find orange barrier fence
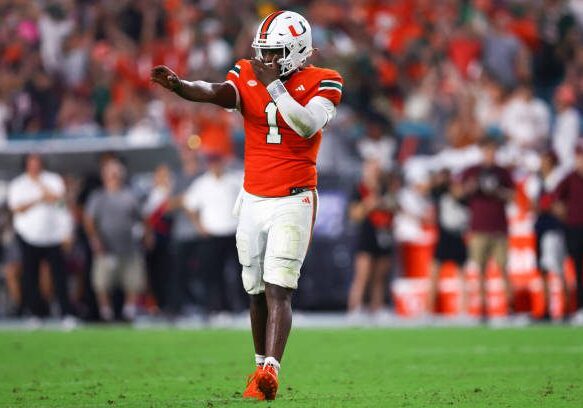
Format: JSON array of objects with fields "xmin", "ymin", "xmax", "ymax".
[{"xmin": 392, "ymin": 179, "xmax": 578, "ymax": 319}]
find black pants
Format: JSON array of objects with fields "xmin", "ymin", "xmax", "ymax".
[
  {"xmin": 77, "ymin": 227, "xmax": 99, "ymax": 321},
  {"xmin": 167, "ymin": 239, "xmax": 200, "ymax": 315},
  {"xmin": 197, "ymin": 235, "xmax": 245, "ymax": 313},
  {"xmin": 146, "ymin": 235, "xmax": 172, "ymax": 310},
  {"xmin": 565, "ymin": 226, "xmax": 583, "ymax": 309},
  {"xmin": 18, "ymin": 236, "xmax": 73, "ymax": 317}
]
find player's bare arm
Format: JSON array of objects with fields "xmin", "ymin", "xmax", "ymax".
[{"xmin": 150, "ymin": 65, "xmax": 237, "ymax": 109}]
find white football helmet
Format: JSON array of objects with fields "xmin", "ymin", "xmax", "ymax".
[{"xmin": 252, "ymin": 10, "xmax": 313, "ymax": 77}]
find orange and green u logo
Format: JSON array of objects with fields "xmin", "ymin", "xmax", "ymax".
[{"xmin": 289, "ymin": 21, "xmax": 306, "ymax": 37}]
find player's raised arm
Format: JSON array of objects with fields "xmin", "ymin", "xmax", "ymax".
[
  {"xmin": 251, "ymin": 57, "xmax": 336, "ymax": 139},
  {"xmin": 150, "ymin": 65, "xmax": 237, "ymax": 109}
]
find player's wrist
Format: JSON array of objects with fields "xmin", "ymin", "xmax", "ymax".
[
  {"xmin": 266, "ymin": 79, "xmax": 288, "ymax": 102},
  {"xmin": 171, "ymin": 79, "xmax": 183, "ymax": 93}
]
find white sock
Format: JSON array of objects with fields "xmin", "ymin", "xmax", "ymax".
[
  {"xmin": 122, "ymin": 304, "xmax": 137, "ymax": 320},
  {"xmin": 264, "ymin": 356, "xmax": 280, "ymax": 374},
  {"xmin": 255, "ymin": 354, "xmax": 265, "ymax": 367}
]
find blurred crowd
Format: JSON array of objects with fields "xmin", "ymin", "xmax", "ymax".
[
  {"xmin": 1, "ymin": 0, "xmax": 583, "ymax": 323},
  {"xmin": 1, "ymin": 0, "xmax": 582, "ymax": 148},
  {"xmin": 1, "ymin": 150, "xmax": 247, "ymax": 323}
]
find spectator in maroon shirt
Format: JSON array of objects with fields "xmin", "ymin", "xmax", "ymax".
[
  {"xmin": 462, "ymin": 138, "xmax": 515, "ymax": 319},
  {"xmin": 554, "ymin": 141, "xmax": 583, "ymax": 321}
]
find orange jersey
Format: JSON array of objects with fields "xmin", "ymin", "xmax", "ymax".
[{"xmin": 226, "ymin": 59, "xmax": 343, "ymax": 197}]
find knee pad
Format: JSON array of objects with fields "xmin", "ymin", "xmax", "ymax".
[
  {"xmin": 241, "ymin": 265, "xmax": 265, "ymax": 294},
  {"xmin": 237, "ymin": 232, "xmax": 265, "ymax": 294},
  {"xmin": 269, "ymin": 223, "xmax": 307, "ymax": 261},
  {"xmin": 236, "ymin": 232, "xmax": 252, "ymax": 267},
  {"xmin": 263, "ymin": 223, "xmax": 309, "ymax": 290},
  {"xmin": 263, "ymin": 256, "xmax": 302, "ymax": 290}
]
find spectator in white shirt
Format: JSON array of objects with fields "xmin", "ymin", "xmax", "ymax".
[
  {"xmin": 183, "ymin": 152, "xmax": 243, "ymax": 313},
  {"xmin": 394, "ymin": 163, "xmax": 434, "ymax": 246},
  {"xmin": 8, "ymin": 154, "xmax": 74, "ymax": 319},
  {"xmin": 500, "ymin": 83, "xmax": 551, "ymax": 150},
  {"xmin": 552, "ymin": 84, "xmax": 581, "ymax": 168}
]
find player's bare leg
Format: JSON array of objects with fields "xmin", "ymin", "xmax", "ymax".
[
  {"xmin": 255, "ymin": 282, "xmax": 293, "ymax": 400},
  {"xmin": 264, "ymin": 283, "xmax": 293, "ymax": 361},
  {"xmin": 250, "ymin": 293, "xmax": 268, "ymax": 356},
  {"xmin": 242, "ymin": 294, "xmax": 269, "ymax": 400}
]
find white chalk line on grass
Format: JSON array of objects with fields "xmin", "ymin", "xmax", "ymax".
[
  {"xmin": 409, "ymin": 345, "xmax": 583, "ymax": 355},
  {"xmin": 2, "ymin": 312, "xmax": 583, "ymax": 331}
]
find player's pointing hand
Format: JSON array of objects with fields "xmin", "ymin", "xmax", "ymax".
[
  {"xmin": 151, "ymin": 65, "xmax": 182, "ymax": 92},
  {"xmin": 250, "ymin": 56, "xmax": 280, "ymax": 86}
]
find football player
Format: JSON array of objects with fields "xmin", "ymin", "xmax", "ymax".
[{"xmin": 151, "ymin": 10, "xmax": 343, "ymax": 400}]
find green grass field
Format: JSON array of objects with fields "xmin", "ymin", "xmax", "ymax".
[{"xmin": 1, "ymin": 327, "xmax": 582, "ymax": 407}]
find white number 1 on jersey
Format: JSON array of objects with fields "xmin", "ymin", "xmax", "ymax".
[{"xmin": 265, "ymin": 102, "xmax": 282, "ymax": 144}]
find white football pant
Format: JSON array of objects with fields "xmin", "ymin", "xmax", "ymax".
[{"xmin": 234, "ymin": 189, "xmax": 318, "ymax": 294}]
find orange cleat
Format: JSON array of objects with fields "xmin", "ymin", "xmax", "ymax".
[
  {"xmin": 242, "ymin": 366, "xmax": 265, "ymax": 400},
  {"xmin": 256, "ymin": 364, "xmax": 279, "ymax": 400}
]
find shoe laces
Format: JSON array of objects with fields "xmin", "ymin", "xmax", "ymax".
[
  {"xmin": 247, "ymin": 366, "xmax": 263, "ymax": 385},
  {"xmin": 263, "ymin": 364, "xmax": 278, "ymax": 378}
]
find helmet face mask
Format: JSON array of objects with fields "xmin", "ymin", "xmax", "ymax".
[
  {"xmin": 252, "ymin": 11, "xmax": 313, "ymax": 77},
  {"xmin": 254, "ymin": 46, "xmax": 286, "ymax": 66}
]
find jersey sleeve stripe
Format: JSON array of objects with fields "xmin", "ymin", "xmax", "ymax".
[
  {"xmin": 319, "ymin": 80, "xmax": 342, "ymax": 90},
  {"xmin": 229, "ymin": 66, "xmax": 240, "ymax": 77},
  {"xmin": 319, "ymin": 86, "xmax": 342, "ymax": 93}
]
